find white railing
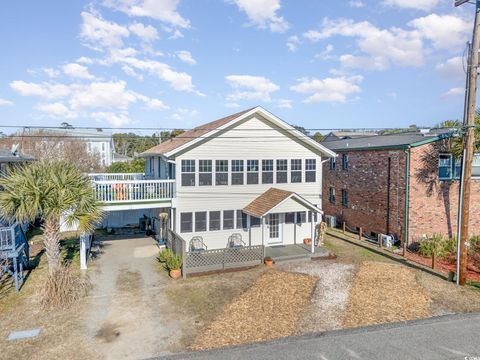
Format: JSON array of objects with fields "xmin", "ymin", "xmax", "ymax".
[
  {"xmin": 0, "ymin": 226, "xmax": 15, "ymax": 251},
  {"xmin": 87, "ymin": 173, "xmax": 146, "ymax": 181},
  {"xmin": 92, "ymin": 179, "xmax": 175, "ymax": 203}
]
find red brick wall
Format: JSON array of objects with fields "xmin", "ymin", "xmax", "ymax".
[
  {"xmin": 322, "ymin": 149, "xmax": 407, "ymax": 241},
  {"xmin": 408, "ymin": 143, "xmax": 480, "ymax": 241}
]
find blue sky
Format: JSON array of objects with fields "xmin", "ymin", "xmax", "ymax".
[{"xmin": 0, "ymin": 0, "xmax": 474, "ymax": 132}]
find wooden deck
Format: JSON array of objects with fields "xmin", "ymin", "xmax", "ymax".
[{"xmin": 266, "ymin": 244, "xmax": 329, "ymax": 262}]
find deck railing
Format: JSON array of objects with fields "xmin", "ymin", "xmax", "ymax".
[
  {"xmin": 92, "ymin": 179, "xmax": 175, "ymax": 203},
  {"xmin": 87, "ymin": 173, "xmax": 146, "ymax": 181}
]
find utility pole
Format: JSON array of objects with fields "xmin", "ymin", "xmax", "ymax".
[{"xmin": 456, "ymin": 0, "xmax": 480, "ymax": 285}]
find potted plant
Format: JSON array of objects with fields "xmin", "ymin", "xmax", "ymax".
[
  {"xmin": 264, "ymin": 256, "xmax": 274, "ymax": 266},
  {"xmin": 158, "ymin": 248, "xmax": 173, "ymax": 264},
  {"xmin": 303, "ymin": 238, "xmax": 312, "ymax": 245},
  {"xmin": 166, "ymin": 253, "xmax": 183, "ymax": 279}
]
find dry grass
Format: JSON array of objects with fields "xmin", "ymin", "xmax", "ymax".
[
  {"xmin": 343, "ymin": 261, "xmax": 432, "ymax": 328},
  {"xmin": 190, "ymin": 270, "xmax": 317, "ymax": 351}
]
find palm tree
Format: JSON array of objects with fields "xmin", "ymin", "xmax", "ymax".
[{"xmin": 0, "ymin": 161, "xmax": 103, "ymax": 275}]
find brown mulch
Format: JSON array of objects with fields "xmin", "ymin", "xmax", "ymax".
[
  {"xmin": 343, "ymin": 261, "xmax": 432, "ymax": 328},
  {"xmin": 190, "ymin": 270, "xmax": 317, "ymax": 351}
]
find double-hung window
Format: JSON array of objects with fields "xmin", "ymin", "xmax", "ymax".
[
  {"xmin": 195, "ymin": 212, "xmax": 207, "ymax": 232},
  {"xmin": 223, "ymin": 210, "xmax": 234, "ymax": 230},
  {"xmin": 232, "ymin": 160, "xmax": 244, "ymax": 185},
  {"xmin": 209, "ymin": 211, "xmax": 221, "ymax": 231},
  {"xmin": 276, "ymin": 159, "xmax": 288, "ymax": 183},
  {"xmin": 262, "ymin": 160, "xmax": 274, "ymax": 184},
  {"xmin": 247, "ymin": 160, "xmax": 259, "ymax": 184},
  {"xmin": 341, "ymin": 189, "xmax": 349, "ymax": 206},
  {"xmin": 329, "ymin": 157, "xmax": 336, "ymax": 170},
  {"xmin": 199, "ymin": 160, "xmax": 212, "ymax": 186},
  {"xmin": 305, "ymin": 159, "xmax": 316, "ymax": 182},
  {"xmin": 250, "ymin": 216, "xmax": 261, "ymax": 227},
  {"xmin": 236, "ymin": 210, "xmax": 248, "ymax": 229},
  {"xmin": 181, "ymin": 160, "xmax": 195, "ymax": 186},
  {"xmin": 329, "ymin": 187, "xmax": 335, "ymax": 204},
  {"xmin": 291, "ymin": 159, "xmax": 302, "ymax": 183},
  {"xmin": 438, "ymin": 154, "xmax": 453, "ymax": 180},
  {"xmin": 342, "ymin": 154, "xmax": 349, "ymax": 170},
  {"xmin": 296, "ymin": 211, "xmax": 306, "ymax": 224},
  {"xmin": 215, "ymin": 160, "xmax": 228, "ymax": 185},
  {"xmin": 180, "ymin": 212, "xmax": 193, "ymax": 233}
]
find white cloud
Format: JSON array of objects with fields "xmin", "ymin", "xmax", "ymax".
[
  {"xmin": 10, "ymin": 81, "xmax": 71, "ymax": 99},
  {"xmin": 103, "ymin": 0, "xmax": 190, "ymax": 29},
  {"xmin": 91, "ymin": 111, "xmax": 132, "ymax": 127},
  {"xmin": 276, "ymin": 98, "xmax": 292, "ymax": 109},
  {"xmin": 442, "ymin": 87, "xmax": 464, "ymax": 98},
  {"xmin": 436, "ymin": 56, "xmax": 465, "ymax": 79},
  {"xmin": 43, "ymin": 68, "xmax": 61, "ymax": 78},
  {"xmin": 171, "ymin": 107, "xmax": 199, "ymax": 121},
  {"xmin": 121, "ymin": 65, "xmax": 144, "ymax": 80},
  {"xmin": 176, "ymin": 50, "xmax": 196, "ymax": 65},
  {"xmin": 62, "ymin": 63, "xmax": 95, "ymax": 80},
  {"xmin": 145, "ymin": 98, "xmax": 169, "ymax": 110},
  {"xmin": 286, "ymin": 35, "xmax": 300, "ymax": 52},
  {"xmin": 0, "ymin": 98, "xmax": 14, "ymax": 106},
  {"xmin": 314, "ymin": 44, "xmax": 334, "ymax": 61},
  {"xmin": 382, "ymin": 0, "xmax": 439, "ymax": 11},
  {"xmin": 225, "ymin": 102, "xmax": 241, "ymax": 108},
  {"xmin": 80, "ymin": 11, "xmax": 130, "ymax": 50},
  {"xmin": 128, "ymin": 22, "xmax": 159, "ymax": 42},
  {"xmin": 409, "ymin": 14, "xmax": 470, "ymax": 51},
  {"xmin": 35, "ymin": 102, "xmax": 77, "ymax": 118},
  {"xmin": 290, "ymin": 75, "xmax": 363, "ymax": 103},
  {"xmin": 225, "ymin": 74, "xmax": 280, "ymax": 101},
  {"xmin": 77, "ymin": 56, "xmax": 95, "ymax": 64},
  {"xmin": 230, "ymin": 0, "xmax": 289, "ymax": 33},
  {"xmin": 348, "ymin": 0, "xmax": 364, "ymax": 8},
  {"xmin": 69, "ymin": 80, "xmax": 137, "ymax": 111}
]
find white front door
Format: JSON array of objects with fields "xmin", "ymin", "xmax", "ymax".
[{"xmin": 267, "ymin": 213, "xmax": 283, "ymax": 244}]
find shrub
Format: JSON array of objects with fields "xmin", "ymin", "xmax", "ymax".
[
  {"xmin": 419, "ymin": 234, "xmax": 448, "ymax": 258},
  {"xmin": 166, "ymin": 254, "xmax": 182, "ymax": 271},
  {"xmin": 158, "ymin": 248, "xmax": 173, "ymax": 263},
  {"xmin": 468, "ymin": 235, "xmax": 480, "ymax": 255}
]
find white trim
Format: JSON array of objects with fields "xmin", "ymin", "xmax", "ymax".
[{"xmin": 164, "ymin": 107, "xmax": 337, "ymax": 158}]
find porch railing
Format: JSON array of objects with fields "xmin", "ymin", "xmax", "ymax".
[
  {"xmin": 87, "ymin": 173, "xmax": 145, "ymax": 181},
  {"xmin": 92, "ymin": 179, "xmax": 175, "ymax": 204}
]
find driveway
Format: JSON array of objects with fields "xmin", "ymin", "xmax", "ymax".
[{"xmin": 85, "ymin": 236, "xmax": 181, "ymax": 359}]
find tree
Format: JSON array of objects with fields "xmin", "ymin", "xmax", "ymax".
[
  {"xmin": 106, "ymin": 159, "xmax": 145, "ymax": 173},
  {"xmin": 312, "ymin": 132, "xmax": 325, "ymax": 142},
  {"xmin": 0, "ymin": 161, "xmax": 103, "ymax": 275}
]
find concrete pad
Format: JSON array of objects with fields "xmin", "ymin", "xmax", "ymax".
[
  {"xmin": 6, "ymin": 329, "xmax": 41, "ymax": 341},
  {"xmin": 133, "ymin": 245, "xmax": 159, "ymax": 258}
]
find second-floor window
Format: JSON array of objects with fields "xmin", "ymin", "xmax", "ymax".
[
  {"xmin": 341, "ymin": 189, "xmax": 349, "ymax": 206},
  {"xmin": 329, "ymin": 157, "xmax": 336, "ymax": 170},
  {"xmin": 291, "ymin": 159, "xmax": 302, "ymax": 183},
  {"xmin": 215, "ymin": 160, "xmax": 228, "ymax": 185},
  {"xmin": 262, "ymin": 160, "xmax": 274, "ymax": 184},
  {"xmin": 276, "ymin": 159, "xmax": 288, "ymax": 183},
  {"xmin": 232, "ymin": 160, "xmax": 244, "ymax": 185},
  {"xmin": 342, "ymin": 154, "xmax": 349, "ymax": 170},
  {"xmin": 329, "ymin": 187, "xmax": 335, "ymax": 204},
  {"xmin": 181, "ymin": 160, "xmax": 195, "ymax": 186},
  {"xmin": 199, "ymin": 160, "xmax": 212, "ymax": 186},
  {"xmin": 247, "ymin": 160, "xmax": 259, "ymax": 184},
  {"xmin": 305, "ymin": 159, "xmax": 316, "ymax": 182},
  {"xmin": 438, "ymin": 154, "xmax": 453, "ymax": 180}
]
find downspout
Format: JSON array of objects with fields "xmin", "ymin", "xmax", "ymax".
[{"xmin": 404, "ymin": 147, "xmax": 411, "ymax": 248}]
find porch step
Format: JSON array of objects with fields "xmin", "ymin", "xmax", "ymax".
[{"xmin": 270, "ymin": 253, "xmax": 312, "ymax": 263}]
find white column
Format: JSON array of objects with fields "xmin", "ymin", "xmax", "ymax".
[
  {"xmin": 80, "ymin": 233, "xmax": 87, "ymax": 270},
  {"xmin": 310, "ymin": 214, "xmax": 315, "ymax": 254},
  {"xmin": 261, "ymin": 215, "xmax": 265, "ymax": 258}
]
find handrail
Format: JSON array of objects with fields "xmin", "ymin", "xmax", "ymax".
[{"xmin": 92, "ymin": 179, "xmax": 176, "ymax": 203}]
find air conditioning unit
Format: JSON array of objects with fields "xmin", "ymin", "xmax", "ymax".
[
  {"xmin": 378, "ymin": 234, "xmax": 394, "ymax": 248},
  {"xmin": 325, "ymin": 215, "xmax": 337, "ymax": 228}
]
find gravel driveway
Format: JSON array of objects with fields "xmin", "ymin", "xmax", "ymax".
[{"xmin": 85, "ymin": 236, "xmax": 181, "ymax": 359}]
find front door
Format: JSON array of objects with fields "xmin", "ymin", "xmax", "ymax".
[{"xmin": 267, "ymin": 213, "xmax": 283, "ymax": 244}]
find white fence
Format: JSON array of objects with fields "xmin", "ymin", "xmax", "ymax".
[
  {"xmin": 92, "ymin": 179, "xmax": 175, "ymax": 203},
  {"xmin": 87, "ymin": 173, "xmax": 145, "ymax": 181}
]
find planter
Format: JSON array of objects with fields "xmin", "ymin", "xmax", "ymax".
[
  {"xmin": 303, "ymin": 238, "xmax": 312, "ymax": 245},
  {"xmin": 169, "ymin": 269, "xmax": 181, "ymax": 279},
  {"xmin": 264, "ymin": 257, "xmax": 274, "ymax": 266}
]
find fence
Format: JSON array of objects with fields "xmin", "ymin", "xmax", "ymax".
[
  {"xmin": 165, "ymin": 229, "xmax": 264, "ymax": 278},
  {"xmin": 87, "ymin": 173, "xmax": 146, "ymax": 181},
  {"xmin": 92, "ymin": 179, "xmax": 175, "ymax": 203}
]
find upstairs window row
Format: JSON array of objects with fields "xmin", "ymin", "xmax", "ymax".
[
  {"xmin": 329, "ymin": 154, "xmax": 349, "ymax": 171},
  {"xmin": 180, "ymin": 159, "xmax": 317, "ymax": 187}
]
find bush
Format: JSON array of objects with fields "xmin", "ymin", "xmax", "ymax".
[
  {"xmin": 419, "ymin": 234, "xmax": 449, "ymax": 258},
  {"xmin": 158, "ymin": 248, "xmax": 173, "ymax": 263},
  {"xmin": 469, "ymin": 235, "xmax": 480, "ymax": 255},
  {"xmin": 166, "ymin": 254, "xmax": 182, "ymax": 271}
]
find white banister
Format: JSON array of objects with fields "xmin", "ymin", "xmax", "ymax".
[
  {"xmin": 91, "ymin": 179, "xmax": 175, "ymax": 204},
  {"xmin": 86, "ymin": 173, "xmax": 146, "ymax": 181}
]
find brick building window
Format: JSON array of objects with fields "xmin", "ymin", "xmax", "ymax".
[
  {"xmin": 329, "ymin": 157, "xmax": 336, "ymax": 170},
  {"xmin": 329, "ymin": 187, "xmax": 335, "ymax": 204},
  {"xmin": 342, "ymin": 154, "xmax": 349, "ymax": 170},
  {"xmin": 341, "ymin": 189, "xmax": 348, "ymax": 206},
  {"xmin": 438, "ymin": 154, "xmax": 453, "ymax": 180}
]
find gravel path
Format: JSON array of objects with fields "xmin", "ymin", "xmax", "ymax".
[{"xmin": 280, "ymin": 261, "xmax": 355, "ymax": 334}]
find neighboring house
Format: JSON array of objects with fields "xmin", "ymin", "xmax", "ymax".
[
  {"xmin": 0, "ymin": 145, "xmax": 34, "ymax": 174},
  {"xmin": 321, "ymin": 131, "xmax": 480, "ymax": 244},
  {"xmin": 112, "ymin": 153, "xmax": 133, "ymax": 163},
  {"xmin": 90, "ymin": 107, "xmax": 335, "ymax": 250},
  {"xmin": 323, "ymin": 131, "xmax": 378, "ymax": 142}
]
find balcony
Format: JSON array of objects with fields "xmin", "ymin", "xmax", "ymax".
[
  {"xmin": 87, "ymin": 173, "xmax": 146, "ymax": 181},
  {"xmin": 91, "ymin": 175, "xmax": 175, "ymax": 205}
]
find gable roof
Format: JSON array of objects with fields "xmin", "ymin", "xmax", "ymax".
[
  {"xmin": 140, "ymin": 107, "xmax": 336, "ymax": 158},
  {"xmin": 243, "ymin": 187, "xmax": 321, "ymax": 218},
  {"xmin": 323, "ymin": 131, "xmax": 378, "ymax": 142},
  {"xmin": 322, "ymin": 131, "xmax": 455, "ymax": 152}
]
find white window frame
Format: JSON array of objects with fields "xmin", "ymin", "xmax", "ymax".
[{"xmin": 438, "ymin": 154, "xmax": 453, "ymax": 180}]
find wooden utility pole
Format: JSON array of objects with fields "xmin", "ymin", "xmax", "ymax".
[{"xmin": 459, "ymin": 1, "xmax": 480, "ymax": 285}]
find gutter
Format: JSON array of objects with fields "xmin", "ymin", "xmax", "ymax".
[{"xmin": 404, "ymin": 147, "xmax": 411, "ymax": 246}]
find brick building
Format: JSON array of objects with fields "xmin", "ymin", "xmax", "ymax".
[{"xmin": 321, "ymin": 132, "xmax": 480, "ymax": 244}]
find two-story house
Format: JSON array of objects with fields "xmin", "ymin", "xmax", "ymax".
[{"xmin": 90, "ymin": 107, "xmax": 335, "ymax": 253}]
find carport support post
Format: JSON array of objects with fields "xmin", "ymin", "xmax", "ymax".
[
  {"xmin": 261, "ymin": 215, "xmax": 265, "ymax": 259},
  {"xmin": 310, "ymin": 215, "xmax": 314, "ymax": 254},
  {"xmin": 80, "ymin": 233, "xmax": 87, "ymax": 270}
]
